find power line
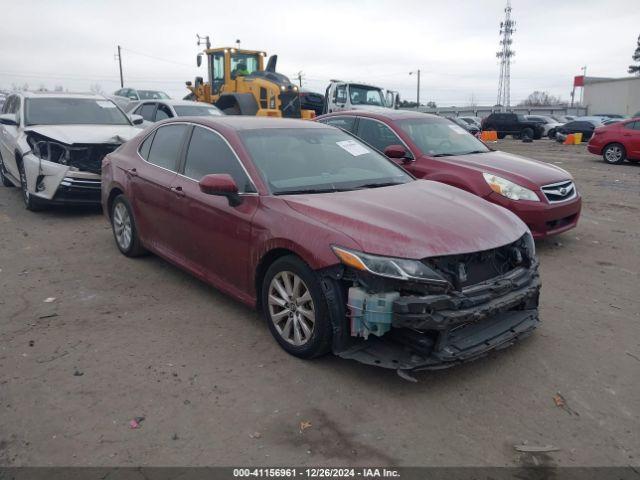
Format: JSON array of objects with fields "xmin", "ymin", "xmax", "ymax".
[{"xmin": 119, "ymin": 46, "xmax": 194, "ymax": 68}]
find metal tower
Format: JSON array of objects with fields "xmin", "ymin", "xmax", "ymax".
[{"xmin": 496, "ymin": 0, "xmax": 515, "ymax": 111}]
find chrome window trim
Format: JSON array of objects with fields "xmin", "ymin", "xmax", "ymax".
[{"xmin": 136, "ymin": 121, "xmax": 259, "ymax": 195}]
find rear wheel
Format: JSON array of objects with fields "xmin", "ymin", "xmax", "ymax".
[
  {"xmin": 548, "ymin": 129, "xmax": 556, "ymax": 139},
  {"xmin": 110, "ymin": 194, "xmax": 146, "ymax": 257},
  {"xmin": 261, "ymin": 255, "xmax": 332, "ymax": 359},
  {"xmin": 603, "ymin": 143, "xmax": 626, "ymax": 165}
]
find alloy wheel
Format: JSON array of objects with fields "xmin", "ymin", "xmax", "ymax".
[
  {"xmin": 113, "ymin": 202, "xmax": 133, "ymax": 251},
  {"xmin": 268, "ymin": 271, "xmax": 315, "ymax": 346},
  {"xmin": 605, "ymin": 146, "xmax": 623, "ymax": 163}
]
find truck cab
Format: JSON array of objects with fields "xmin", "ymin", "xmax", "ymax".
[{"xmin": 323, "ymin": 81, "xmax": 389, "ymax": 114}]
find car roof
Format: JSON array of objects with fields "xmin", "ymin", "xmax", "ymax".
[
  {"xmin": 319, "ymin": 109, "xmax": 440, "ymax": 122},
  {"xmin": 135, "ymin": 99, "xmax": 217, "ymax": 108},
  {"xmin": 19, "ymin": 91, "xmax": 108, "ymax": 100},
  {"xmin": 174, "ymin": 116, "xmax": 333, "ymax": 131}
]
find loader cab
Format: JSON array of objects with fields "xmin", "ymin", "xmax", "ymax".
[{"xmin": 207, "ymin": 48, "xmax": 265, "ymax": 94}]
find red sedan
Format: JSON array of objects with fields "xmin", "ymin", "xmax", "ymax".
[
  {"xmin": 102, "ymin": 117, "xmax": 540, "ymax": 372},
  {"xmin": 587, "ymin": 118, "xmax": 640, "ymax": 164},
  {"xmin": 316, "ymin": 110, "xmax": 582, "ymax": 239}
]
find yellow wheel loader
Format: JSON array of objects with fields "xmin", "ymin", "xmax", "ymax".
[{"xmin": 186, "ymin": 46, "xmax": 315, "ymax": 119}]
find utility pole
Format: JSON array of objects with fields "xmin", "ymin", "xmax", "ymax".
[
  {"xmin": 579, "ymin": 65, "xmax": 587, "ymax": 105},
  {"xmin": 409, "ymin": 69, "xmax": 421, "ymax": 109},
  {"xmin": 115, "ymin": 45, "xmax": 123, "ymax": 88},
  {"xmin": 496, "ymin": 0, "xmax": 515, "ymax": 111},
  {"xmin": 296, "ymin": 71, "xmax": 304, "ymax": 88}
]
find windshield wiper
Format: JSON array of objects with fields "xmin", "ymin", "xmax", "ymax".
[
  {"xmin": 460, "ymin": 150, "xmax": 489, "ymax": 155},
  {"xmin": 355, "ymin": 182, "xmax": 405, "ymax": 189},
  {"xmin": 274, "ymin": 188, "xmax": 347, "ymax": 195},
  {"xmin": 431, "ymin": 153, "xmax": 457, "ymax": 157}
]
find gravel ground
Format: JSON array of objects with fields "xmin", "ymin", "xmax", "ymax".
[{"xmin": 0, "ymin": 138, "xmax": 638, "ymax": 467}]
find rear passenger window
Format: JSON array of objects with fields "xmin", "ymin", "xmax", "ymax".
[
  {"xmin": 183, "ymin": 126, "xmax": 254, "ymax": 192},
  {"xmin": 155, "ymin": 104, "xmax": 172, "ymax": 121},
  {"xmin": 146, "ymin": 124, "xmax": 188, "ymax": 171},
  {"xmin": 322, "ymin": 116, "xmax": 356, "ymax": 132},
  {"xmin": 139, "ymin": 103, "xmax": 156, "ymax": 121},
  {"xmin": 139, "ymin": 132, "xmax": 155, "ymax": 160}
]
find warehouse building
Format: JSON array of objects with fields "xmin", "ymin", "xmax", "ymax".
[{"xmin": 583, "ymin": 76, "xmax": 640, "ymax": 116}]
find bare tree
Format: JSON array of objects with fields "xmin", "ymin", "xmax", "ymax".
[
  {"xmin": 90, "ymin": 83, "xmax": 104, "ymax": 95},
  {"xmin": 519, "ymin": 91, "xmax": 565, "ymax": 106},
  {"xmin": 629, "ymin": 34, "xmax": 640, "ymax": 75}
]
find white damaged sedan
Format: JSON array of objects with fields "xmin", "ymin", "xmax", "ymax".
[{"xmin": 0, "ymin": 92, "xmax": 142, "ymax": 210}]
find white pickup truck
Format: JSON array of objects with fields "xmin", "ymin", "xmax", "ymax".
[{"xmin": 323, "ymin": 81, "xmax": 396, "ymax": 114}]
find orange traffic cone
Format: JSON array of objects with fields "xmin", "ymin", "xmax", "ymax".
[{"xmin": 563, "ymin": 134, "xmax": 575, "ymax": 145}]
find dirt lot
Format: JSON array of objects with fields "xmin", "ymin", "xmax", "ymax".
[{"xmin": 0, "ymin": 139, "xmax": 638, "ymax": 468}]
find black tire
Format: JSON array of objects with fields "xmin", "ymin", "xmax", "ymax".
[
  {"xmin": 261, "ymin": 255, "xmax": 333, "ymax": 359},
  {"xmin": 521, "ymin": 127, "xmax": 534, "ymax": 140},
  {"xmin": 0, "ymin": 153, "xmax": 14, "ymax": 187},
  {"xmin": 18, "ymin": 161, "xmax": 44, "ymax": 211},
  {"xmin": 110, "ymin": 194, "xmax": 147, "ymax": 257},
  {"xmin": 548, "ymin": 129, "xmax": 556, "ymax": 139},
  {"xmin": 602, "ymin": 143, "xmax": 626, "ymax": 165}
]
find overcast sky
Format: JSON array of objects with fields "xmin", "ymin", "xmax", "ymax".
[{"xmin": 1, "ymin": 0, "xmax": 638, "ymax": 106}]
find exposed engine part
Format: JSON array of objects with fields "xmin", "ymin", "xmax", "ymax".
[{"xmin": 347, "ymin": 287, "xmax": 399, "ymax": 339}]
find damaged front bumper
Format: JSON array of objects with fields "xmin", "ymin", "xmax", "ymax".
[{"xmin": 334, "ymin": 264, "xmax": 541, "ymax": 371}]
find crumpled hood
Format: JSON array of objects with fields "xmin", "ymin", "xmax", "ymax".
[
  {"xmin": 23, "ymin": 124, "xmax": 139, "ymax": 145},
  {"xmin": 283, "ymin": 180, "xmax": 528, "ymax": 259},
  {"xmin": 441, "ymin": 150, "xmax": 571, "ymax": 188}
]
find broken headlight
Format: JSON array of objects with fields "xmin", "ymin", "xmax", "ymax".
[
  {"xmin": 482, "ymin": 173, "xmax": 539, "ymax": 202},
  {"xmin": 27, "ymin": 134, "xmax": 70, "ymax": 165},
  {"xmin": 332, "ymin": 246, "xmax": 451, "ymax": 287}
]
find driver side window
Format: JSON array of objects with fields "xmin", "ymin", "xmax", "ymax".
[{"xmin": 356, "ymin": 118, "xmax": 403, "ymax": 153}]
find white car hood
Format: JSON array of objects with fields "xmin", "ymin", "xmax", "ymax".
[{"xmin": 23, "ymin": 124, "xmax": 140, "ymax": 145}]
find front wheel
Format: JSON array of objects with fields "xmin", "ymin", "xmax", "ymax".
[
  {"xmin": 261, "ymin": 255, "xmax": 332, "ymax": 359},
  {"xmin": 18, "ymin": 162, "xmax": 43, "ymax": 211},
  {"xmin": 603, "ymin": 143, "xmax": 626, "ymax": 165},
  {"xmin": 548, "ymin": 129, "xmax": 556, "ymax": 139},
  {"xmin": 521, "ymin": 127, "xmax": 534, "ymax": 140},
  {"xmin": 110, "ymin": 194, "xmax": 146, "ymax": 257}
]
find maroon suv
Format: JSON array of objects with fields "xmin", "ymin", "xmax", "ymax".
[
  {"xmin": 317, "ymin": 110, "xmax": 582, "ymax": 239},
  {"xmin": 102, "ymin": 117, "xmax": 540, "ymax": 373}
]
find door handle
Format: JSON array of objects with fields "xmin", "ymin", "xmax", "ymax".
[
  {"xmin": 126, "ymin": 168, "xmax": 138, "ymax": 177},
  {"xmin": 170, "ymin": 186, "xmax": 185, "ymax": 197}
]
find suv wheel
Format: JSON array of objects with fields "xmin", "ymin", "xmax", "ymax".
[
  {"xmin": 261, "ymin": 255, "xmax": 332, "ymax": 359},
  {"xmin": 548, "ymin": 129, "xmax": 557, "ymax": 139},
  {"xmin": 603, "ymin": 143, "xmax": 626, "ymax": 165},
  {"xmin": 18, "ymin": 162, "xmax": 43, "ymax": 211},
  {"xmin": 110, "ymin": 194, "xmax": 146, "ymax": 257},
  {"xmin": 0, "ymin": 154, "xmax": 14, "ymax": 187},
  {"xmin": 521, "ymin": 127, "xmax": 534, "ymax": 140}
]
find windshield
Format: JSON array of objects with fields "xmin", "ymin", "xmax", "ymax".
[
  {"xmin": 398, "ymin": 117, "xmax": 490, "ymax": 156},
  {"xmin": 231, "ymin": 53, "xmax": 260, "ymax": 78},
  {"xmin": 239, "ymin": 128, "xmax": 412, "ymax": 195},
  {"xmin": 138, "ymin": 90, "xmax": 169, "ymax": 100},
  {"xmin": 349, "ymin": 85, "xmax": 385, "ymax": 106},
  {"xmin": 173, "ymin": 105, "xmax": 223, "ymax": 117},
  {"xmin": 25, "ymin": 98, "xmax": 131, "ymax": 126}
]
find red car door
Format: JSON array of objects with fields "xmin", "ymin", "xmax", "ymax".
[
  {"xmin": 622, "ymin": 120, "xmax": 640, "ymax": 157},
  {"xmin": 169, "ymin": 125, "xmax": 259, "ymax": 296},
  {"xmin": 129, "ymin": 124, "xmax": 189, "ymax": 256}
]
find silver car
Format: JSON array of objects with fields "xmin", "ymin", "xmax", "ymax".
[{"xmin": 125, "ymin": 99, "xmax": 224, "ymax": 127}]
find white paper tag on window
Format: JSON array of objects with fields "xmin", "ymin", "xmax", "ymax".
[
  {"xmin": 96, "ymin": 100, "xmax": 116, "ymax": 108},
  {"xmin": 448, "ymin": 124, "xmax": 467, "ymax": 134},
  {"xmin": 336, "ymin": 140, "xmax": 370, "ymax": 156},
  {"xmin": 207, "ymin": 109, "xmax": 219, "ymax": 115}
]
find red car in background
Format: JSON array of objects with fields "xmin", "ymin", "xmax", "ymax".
[
  {"xmin": 316, "ymin": 110, "xmax": 582, "ymax": 239},
  {"xmin": 587, "ymin": 118, "xmax": 640, "ymax": 164},
  {"xmin": 101, "ymin": 116, "xmax": 541, "ymax": 372}
]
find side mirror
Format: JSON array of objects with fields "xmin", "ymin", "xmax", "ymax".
[
  {"xmin": 197, "ymin": 53, "xmax": 203, "ymax": 67},
  {"xmin": 199, "ymin": 174, "xmax": 242, "ymax": 206},
  {"xmin": 384, "ymin": 144, "xmax": 412, "ymax": 162},
  {"xmin": 0, "ymin": 113, "xmax": 17, "ymax": 126},
  {"xmin": 129, "ymin": 114, "xmax": 144, "ymax": 125}
]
